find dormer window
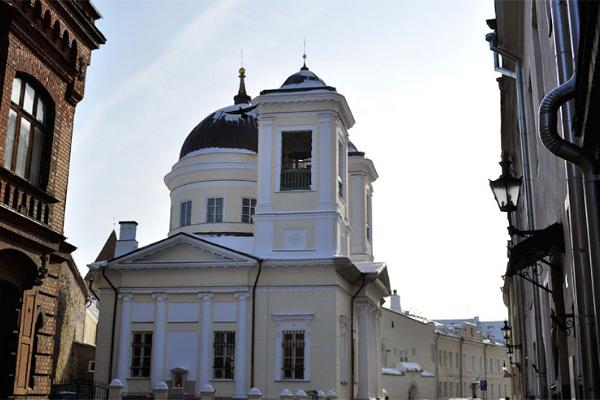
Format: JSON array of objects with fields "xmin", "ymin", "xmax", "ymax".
[
  {"xmin": 4, "ymin": 77, "xmax": 52, "ymax": 188},
  {"xmin": 280, "ymin": 131, "xmax": 311, "ymax": 191}
]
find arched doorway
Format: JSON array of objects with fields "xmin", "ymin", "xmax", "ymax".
[
  {"xmin": 0, "ymin": 249, "xmax": 37, "ymax": 398},
  {"xmin": 408, "ymin": 383, "xmax": 419, "ymax": 400}
]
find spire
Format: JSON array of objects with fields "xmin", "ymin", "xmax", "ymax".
[
  {"xmin": 301, "ymin": 38, "xmax": 308, "ymax": 70},
  {"xmin": 234, "ymin": 66, "xmax": 251, "ymax": 104}
]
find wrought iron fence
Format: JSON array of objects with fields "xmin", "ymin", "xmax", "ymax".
[{"xmin": 50, "ymin": 380, "xmax": 108, "ymax": 400}]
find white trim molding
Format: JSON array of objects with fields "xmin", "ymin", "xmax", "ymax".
[{"xmin": 272, "ymin": 312, "xmax": 314, "ymax": 382}]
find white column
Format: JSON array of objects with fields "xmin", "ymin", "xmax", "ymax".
[
  {"xmin": 369, "ymin": 306, "xmax": 377, "ymax": 398},
  {"xmin": 357, "ymin": 302, "xmax": 371, "ymax": 400},
  {"xmin": 116, "ymin": 293, "xmax": 133, "ymax": 386},
  {"xmin": 199, "ymin": 293, "xmax": 214, "ymax": 389},
  {"xmin": 151, "ymin": 293, "xmax": 167, "ymax": 387},
  {"xmin": 234, "ymin": 292, "xmax": 249, "ymax": 399},
  {"xmin": 374, "ymin": 309, "xmax": 382, "ymax": 398}
]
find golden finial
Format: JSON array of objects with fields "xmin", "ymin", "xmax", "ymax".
[{"xmin": 302, "ymin": 38, "xmax": 308, "ymax": 70}]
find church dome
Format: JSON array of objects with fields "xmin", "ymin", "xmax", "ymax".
[
  {"xmin": 179, "ymin": 68, "xmax": 258, "ymax": 159},
  {"xmin": 281, "ymin": 66, "xmax": 327, "ymax": 88}
]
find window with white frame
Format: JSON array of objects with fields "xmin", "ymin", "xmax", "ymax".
[
  {"xmin": 273, "ymin": 314, "xmax": 312, "ymax": 381},
  {"xmin": 131, "ymin": 331, "xmax": 152, "ymax": 377},
  {"xmin": 337, "ymin": 140, "xmax": 345, "ymax": 198},
  {"xmin": 241, "ymin": 198, "xmax": 256, "ymax": 223},
  {"xmin": 213, "ymin": 331, "xmax": 235, "ymax": 379},
  {"xmin": 207, "ymin": 197, "xmax": 223, "ymax": 223},
  {"xmin": 180, "ymin": 201, "xmax": 192, "ymax": 227},
  {"xmin": 282, "ymin": 330, "xmax": 305, "ymax": 380},
  {"xmin": 280, "ymin": 131, "xmax": 312, "ymax": 191}
]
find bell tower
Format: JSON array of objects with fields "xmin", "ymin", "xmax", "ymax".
[{"xmin": 252, "ymin": 62, "xmax": 355, "ymax": 259}]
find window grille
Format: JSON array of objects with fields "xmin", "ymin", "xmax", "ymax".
[
  {"xmin": 282, "ymin": 330, "xmax": 305, "ymax": 380},
  {"xmin": 213, "ymin": 331, "xmax": 235, "ymax": 379},
  {"xmin": 131, "ymin": 331, "xmax": 152, "ymax": 377},
  {"xmin": 280, "ymin": 131, "xmax": 311, "ymax": 191},
  {"xmin": 207, "ymin": 198, "xmax": 223, "ymax": 223},
  {"xmin": 242, "ymin": 198, "xmax": 256, "ymax": 223},
  {"xmin": 180, "ymin": 201, "xmax": 192, "ymax": 226}
]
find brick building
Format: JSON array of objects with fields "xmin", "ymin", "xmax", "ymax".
[{"xmin": 0, "ymin": 0, "xmax": 104, "ymax": 398}]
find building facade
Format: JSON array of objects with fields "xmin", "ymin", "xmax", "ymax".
[
  {"xmin": 0, "ymin": 0, "xmax": 104, "ymax": 398},
  {"xmin": 90, "ymin": 65, "xmax": 390, "ymax": 400},
  {"xmin": 380, "ymin": 294, "xmax": 512, "ymax": 400},
  {"xmin": 488, "ymin": 1, "xmax": 600, "ymax": 398}
]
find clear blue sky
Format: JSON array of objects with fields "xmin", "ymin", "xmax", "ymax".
[{"xmin": 67, "ymin": 0, "xmax": 507, "ymax": 319}]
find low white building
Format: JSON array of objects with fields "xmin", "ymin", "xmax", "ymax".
[{"xmin": 90, "ymin": 62, "xmax": 390, "ymax": 399}]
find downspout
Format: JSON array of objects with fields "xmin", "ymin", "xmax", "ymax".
[
  {"xmin": 487, "ymin": 33, "xmax": 548, "ymax": 398},
  {"xmin": 549, "ymin": 0, "xmax": 600, "ymax": 397},
  {"xmin": 540, "ymin": 74, "xmax": 600, "ymax": 399},
  {"xmin": 459, "ymin": 337, "xmax": 464, "ymax": 398},
  {"xmin": 350, "ymin": 274, "xmax": 366, "ymax": 400},
  {"xmin": 250, "ymin": 259, "xmax": 263, "ymax": 388},
  {"xmin": 435, "ymin": 333, "xmax": 439, "ymax": 400},
  {"xmin": 101, "ymin": 265, "xmax": 119, "ymax": 383}
]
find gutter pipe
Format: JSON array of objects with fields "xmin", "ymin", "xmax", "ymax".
[
  {"xmin": 100, "ymin": 264, "xmax": 118, "ymax": 384},
  {"xmin": 486, "ymin": 33, "xmax": 548, "ymax": 399},
  {"xmin": 548, "ymin": 0, "xmax": 600, "ymax": 397},
  {"xmin": 350, "ymin": 274, "xmax": 367, "ymax": 400},
  {"xmin": 250, "ymin": 259, "xmax": 263, "ymax": 388}
]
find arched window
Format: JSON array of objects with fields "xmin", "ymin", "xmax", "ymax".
[{"xmin": 4, "ymin": 76, "xmax": 52, "ymax": 188}]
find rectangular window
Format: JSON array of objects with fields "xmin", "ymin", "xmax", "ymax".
[
  {"xmin": 338, "ymin": 140, "xmax": 344, "ymax": 198},
  {"xmin": 366, "ymin": 194, "xmax": 372, "ymax": 241},
  {"xmin": 213, "ymin": 331, "xmax": 235, "ymax": 379},
  {"xmin": 242, "ymin": 198, "xmax": 256, "ymax": 223},
  {"xmin": 456, "ymin": 352, "xmax": 460, "ymax": 369},
  {"xmin": 449, "ymin": 352, "xmax": 453, "ymax": 369},
  {"xmin": 280, "ymin": 131, "xmax": 311, "ymax": 191},
  {"xmin": 207, "ymin": 197, "xmax": 223, "ymax": 223},
  {"xmin": 282, "ymin": 330, "xmax": 305, "ymax": 380},
  {"xmin": 131, "ymin": 331, "xmax": 152, "ymax": 377},
  {"xmin": 180, "ymin": 200, "xmax": 192, "ymax": 227}
]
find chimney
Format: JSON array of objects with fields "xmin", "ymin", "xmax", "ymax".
[
  {"xmin": 390, "ymin": 289, "xmax": 401, "ymax": 312},
  {"xmin": 114, "ymin": 221, "xmax": 138, "ymax": 257}
]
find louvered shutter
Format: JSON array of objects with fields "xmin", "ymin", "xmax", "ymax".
[{"xmin": 13, "ymin": 289, "xmax": 37, "ymax": 395}]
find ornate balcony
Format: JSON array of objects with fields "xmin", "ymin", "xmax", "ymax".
[{"xmin": 0, "ymin": 168, "xmax": 57, "ymax": 227}]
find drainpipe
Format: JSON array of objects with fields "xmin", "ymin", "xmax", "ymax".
[
  {"xmin": 459, "ymin": 336, "xmax": 464, "ymax": 398},
  {"xmin": 539, "ymin": 73, "xmax": 600, "ymax": 399},
  {"xmin": 434, "ymin": 333, "xmax": 439, "ymax": 400},
  {"xmin": 549, "ymin": 0, "xmax": 600, "ymax": 397},
  {"xmin": 250, "ymin": 259, "xmax": 263, "ymax": 388},
  {"xmin": 487, "ymin": 33, "xmax": 548, "ymax": 399},
  {"xmin": 350, "ymin": 275, "xmax": 367, "ymax": 400},
  {"xmin": 100, "ymin": 264, "xmax": 118, "ymax": 384}
]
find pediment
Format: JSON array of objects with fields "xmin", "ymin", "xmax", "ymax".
[{"xmin": 108, "ymin": 233, "xmax": 256, "ymax": 269}]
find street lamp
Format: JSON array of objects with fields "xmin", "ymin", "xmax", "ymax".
[
  {"xmin": 489, "ymin": 153, "xmax": 522, "ymax": 213},
  {"xmin": 501, "ymin": 320, "xmax": 522, "ymax": 354}
]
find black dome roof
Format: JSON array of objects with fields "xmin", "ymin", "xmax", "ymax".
[
  {"xmin": 179, "ymin": 103, "xmax": 258, "ymax": 159},
  {"xmin": 281, "ymin": 67, "xmax": 327, "ymax": 87}
]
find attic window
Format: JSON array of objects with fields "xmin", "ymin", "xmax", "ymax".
[{"xmin": 280, "ymin": 131, "xmax": 311, "ymax": 191}]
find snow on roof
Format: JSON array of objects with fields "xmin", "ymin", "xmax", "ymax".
[
  {"xmin": 211, "ymin": 103, "xmax": 257, "ymax": 122},
  {"xmin": 195, "ymin": 234, "xmax": 255, "ymax": 256},
  {"xmin": 355, "ymin": 261, "xmax": 386, "ymax": 274},
  {"xmin": 382, "ymin": 367, "xmax": 404, "ymax": 376},
  {"xmin": 398, "ymin": 362, "xmax": 423, "ymax": 372}
]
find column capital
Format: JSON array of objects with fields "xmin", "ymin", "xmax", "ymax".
[
  {"xmin": 152, "ymin": 293, "xmax": 167, "ymax": 302},
  {"xmin": 234, "ymin": 292, "xmax": 250, "ymax": 301},
  {"xmin": 198, "ymin": 292, "xmax": 214, "ymax": 301},
  {"xmin": 119, "ymin": 292, "xmax": 133, "ymax": 302}
]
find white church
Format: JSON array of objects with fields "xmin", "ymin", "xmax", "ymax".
[{"xmin": 89, "ymin": 59, "xmax": 390, "ymax": 400}]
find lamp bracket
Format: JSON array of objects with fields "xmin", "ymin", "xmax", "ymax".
[{"xmin": 515, "ymin": 271, "xmax": 553, "ymax": 294}]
